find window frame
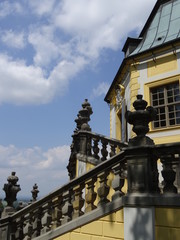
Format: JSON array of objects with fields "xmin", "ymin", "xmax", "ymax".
[{"xmin": 144, "ymin": 75, "xmax": 180, "ymax": 132}]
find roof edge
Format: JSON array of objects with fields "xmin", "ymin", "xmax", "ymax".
[
  {"xmin": 104, "ymin": 37, "xmax": 180, "ymax": 103},
  {"xmin": 104, "ymin": 0, "xmax": 175, "ymax": 104}
]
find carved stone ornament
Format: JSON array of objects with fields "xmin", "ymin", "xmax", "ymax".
[
  {"xmin": 125, "ymin": 94, "xmax": 157, "ymax": 146},
  {"xmin": 2, "ymin": 172, "xmax": 21, "ymax": 217},
  {"xmin": 115, "ymin": 84, "xmax": 125, "ymax": 108},
  {"xmin": 3, "ymin": 172, "xmax": 21, "ymax": 207},
  {"xmin": 31, "ymin": 183, "xmax": 39, "ymax": 202}
]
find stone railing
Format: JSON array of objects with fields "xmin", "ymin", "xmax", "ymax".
[
  {"xmin": 0, "ymin": 150, "xmax": 127, "ymax": 239},
  {"xmin": 67, "ymin": 99, "xmax": 127, "ymax": 179},
  {"xmin": 155, "ymin": 143, "xmax": 180, "ymax": 194},
  {"xmin": 75, "ymin": 130, "xmax": 127, "ymax": 160},
  {"xmin": 0, "ymin": 96, "xmax": 180, "ymax": 239},
  {"xmin": 68, "ymin": 130, "xmax": 127, "ymax": 179},
  {"xmin": 0, "ymin": 142, "xmax": 180, "ymax": 239}
]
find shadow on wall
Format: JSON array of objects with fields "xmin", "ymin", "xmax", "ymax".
[{"xmin": 125, "ymin": 207, "xmax": 154, "ymax": 240}]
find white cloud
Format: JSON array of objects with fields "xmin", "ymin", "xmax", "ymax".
[
  {"xmin": 91, "ymin": 82, "xmax": 110, "ymax": 99},
  {"xmin": 28, "ymin": 0, "xmax": 56, "ymax": 16},
  {"xmin": 28, "ymin": 0, "xmax": 156, "ymax": 63},
  {"xmin": 0, "ymin": 53, "xmax": 88, "ymax": 105},
  {"xmin": 1, "ymin": 30, "xmax": 26, "ymax": 49},
  {"xmin": 28, "ymin": 25, "xmax": 59, "ymax": 67},
  {"xmin": 0, "ymin": 144, "xmax": 70, "ymax": 198},
  {"xmin": 53, "ymin": 0, "xmax": 156, "ymax": 59},
  {"xmin": 49, "ymin": 56, "xmax": 87, "ymax": 95},
  {"xmin": 0, "ymin": 0, "xmax": 156, "ymax": 105},
  {"xmin": 0, "ymin": 54, "xmax": 51, "ymax": 105},
  {"xmin": 36, "ymin": 145, "xmax": 70, "ymax": 169},
  {"xmin": 0, "ymin": 1, "xmax": 23, "ymax": 18}
]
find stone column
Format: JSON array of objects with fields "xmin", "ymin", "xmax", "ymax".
[{"xmin": 123, "ymin": 95, "xmax": 157, "ymax": 240}]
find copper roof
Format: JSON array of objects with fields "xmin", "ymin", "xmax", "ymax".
[
  {"xmin": 131, "ymin": 0, "xmax": 180, "ymax": 56},
  {"xmin": 105, "ymin": 0, "xmax": 180, "ymax": 103}
]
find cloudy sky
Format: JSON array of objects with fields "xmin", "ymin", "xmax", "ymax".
[{"xmin": 0, "ymin": 0, "xmax": 156, "ymax": 199}]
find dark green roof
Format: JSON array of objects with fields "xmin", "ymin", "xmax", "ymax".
[
  {"xmin": 131, "ymin": 0, "xmax": 180, "ymax": 55},
  {"xmin": 105, "ymin": 0, "xmax": 180, "ymax": 103}
]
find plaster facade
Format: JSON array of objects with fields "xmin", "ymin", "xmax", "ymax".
[{"xmin": 54, "ymin": 209, "xmax": 124, "ymax": 240}]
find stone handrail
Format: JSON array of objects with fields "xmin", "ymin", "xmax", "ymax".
[
  {"xmin": 67, "ymin": 99, "xmax": 127, "ymax": 179},
  {"xmin": 1, "ymin": 96, "xmax": 180, "ymax": 239},
  {"xmin": 0, "ymin": 150, "xmax": 127, "ymax": 239},
  {"xmin": 67, "ymin": 130, "xmax": 127, "ymax": 179},
  {"xmin": 1, "ymin": 142, "xmax": 180, "ymax": 239},
  {"xmin": 78, "ymin": 130, "xmax": 127, "ymax": 159}
]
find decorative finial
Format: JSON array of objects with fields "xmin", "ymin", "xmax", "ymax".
[
  {"xmin": 3, "ymin": 172, "xmax": 21, "ymax": 215},
  {"xmin": 74, "ymin": 99, "xmax": 93, "ymax": 131},
  {"xmin": 125, "ymin": 95, "xmax": 157, "ymax": 146},
  {"xmin": 31, "ymin": 183, "xmax": 39, "ymax": 202}
]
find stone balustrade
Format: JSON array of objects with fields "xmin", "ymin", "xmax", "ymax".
[
  {"xmin": 67, "ymin": 99, "xmax": 127, "ymax": 180},
  {"xmin": 0, "ymin": 142, "xmax": 180, "ymax": 239},
  {"xmin": 68, "ymin": 130, "xmax": 127, "ymax": 179},
  {"xmin": 76, "ymin": 130, "xmax": 127, "ymax": 161},
  {"xmin": 0, "ymin": 96, "xmax": 180, "ymax": 239},
  {"xmin": 0, "ymin": 150, "xmax": 126, "ymax": 239}
]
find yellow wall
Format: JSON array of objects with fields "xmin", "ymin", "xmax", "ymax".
[
  {"xmin": 147, "ymin": 54, "xmax": 177, "ymax": 78},
  {"xmin": 116, "ymin": 111, "xmax": 121, "ymax": 140},
  {"xmin": 149, "ymin": 131, "xmax": 180, "ymax": 144},
  {"xmin": 145, "ymin": 55, "xmax": 180, "ymax": 145},
  {"xmin": 155, "ymin": 208, "xmax": 180, "ymax": 240},
  {"xmin": 109, "ymin": 63, "xmax": 141, "ymax": 140},
  {"xmin": 130, "ymin": 63, "xmax": 140, "ymax": 111},
  {"xmin": 54, "ymin": 209, "xmax": 124, "ymax": 240},
  {"xmin": 108, "ymin": 46, "xmax": 179, "ymax": 144},
  {"xmin": 129, "ymin": 63, "xmax": 140, "ymax": 138},
  {"xmin": 54, "ymin": 207, "xmax": 180, "ymax": 240},
  {"xmin": 77, "ymin": 161, "xmax": 127, "ymax": 207}
]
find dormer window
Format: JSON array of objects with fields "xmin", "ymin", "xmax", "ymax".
[{"xmin": 122, "ymin": 37, "xmax": 142, "ymax": 57}]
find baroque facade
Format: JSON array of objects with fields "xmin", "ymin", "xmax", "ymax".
[
  {"xmin": 0, "ymin": 0, "xmax": 180, "ymax": 239},
  {"xmin": 105, "ymin": 0, "xmax": 180, "ymax": 145}
]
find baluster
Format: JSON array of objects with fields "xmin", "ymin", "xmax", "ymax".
[
  {"xmin": 174, "ymin": 154, "xmax": 180, "ymax": 192},
  {"xmin": 101, "ymin": 140, "xmax": 108, "ymax": 161},
  {"xmin": 9, "ymin": 222, "xmax": 16, "ymax": 240},
  {"xmin": 23, "ymin": 213, "xmax": 32, "ymax": 240},
  {"xmin": 72, "ymin": 184, "xmax": 85, "ymax": 219},
  {"xmin": 32, "ymin": 208, "xmax": 42, "ymax": 238},
  {"xmin": 110, "ymin": 142, "xmax": 116, "ymax": 157},
  {"xmin": 92, "ymin": 138, "xmax": 100, "ymax": 160},
  {"xmin": 112, "ymin": 163, "xmax": 125, "ymax": 201},
  {"xmin": 85, "ymin": 178, "xmax": 97, "ymax": 212},
  {"xmin": 160, "ymin": 154, "xmax": 177, "ymax": 194},
  {"xmin": 15, "ymin": 217, "xmax": 24, "ymax": 240},
  {"xmin": 61, "ymin": 190, "xmax": 73, "ymax": 225},
  {"xmin": 52, "ymin": 196, "xmax": 62, "ymax": 229},
  {"xmin": 87, "ymin": 135, "xmax": 92, "ymax": 157},
  {"xmin": 41, "ymin": 202, "xmax": 52, "ymax": 235},
  {"xmin": 97, "ymin": 171, "xmax": 110, "ymax": 205},
  {"xmin": 151, "ymin": 155, "xmax": 160, "ymax": 193}
]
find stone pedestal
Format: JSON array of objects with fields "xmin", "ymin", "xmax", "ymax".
[{"xmin": 1, "ymin": 206, "xmax": 15, "ymax": 218}]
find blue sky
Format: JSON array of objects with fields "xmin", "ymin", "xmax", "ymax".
[{"xmin": 0, "ymin": 0, "xmax": 156, "ymax": 199}]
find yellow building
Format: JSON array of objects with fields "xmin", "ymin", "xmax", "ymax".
[
  {"xmin": 105, "ymin": 0, "xmax": 180, "ymax": 145},
  {"xmin": 0, "ymin": 1, "xmax": 180, "ymax": 240}
]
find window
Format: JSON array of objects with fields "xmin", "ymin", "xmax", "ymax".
[{"xmin": 150, "ymin": 82, "xmax": 180, "ymax": 129}]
